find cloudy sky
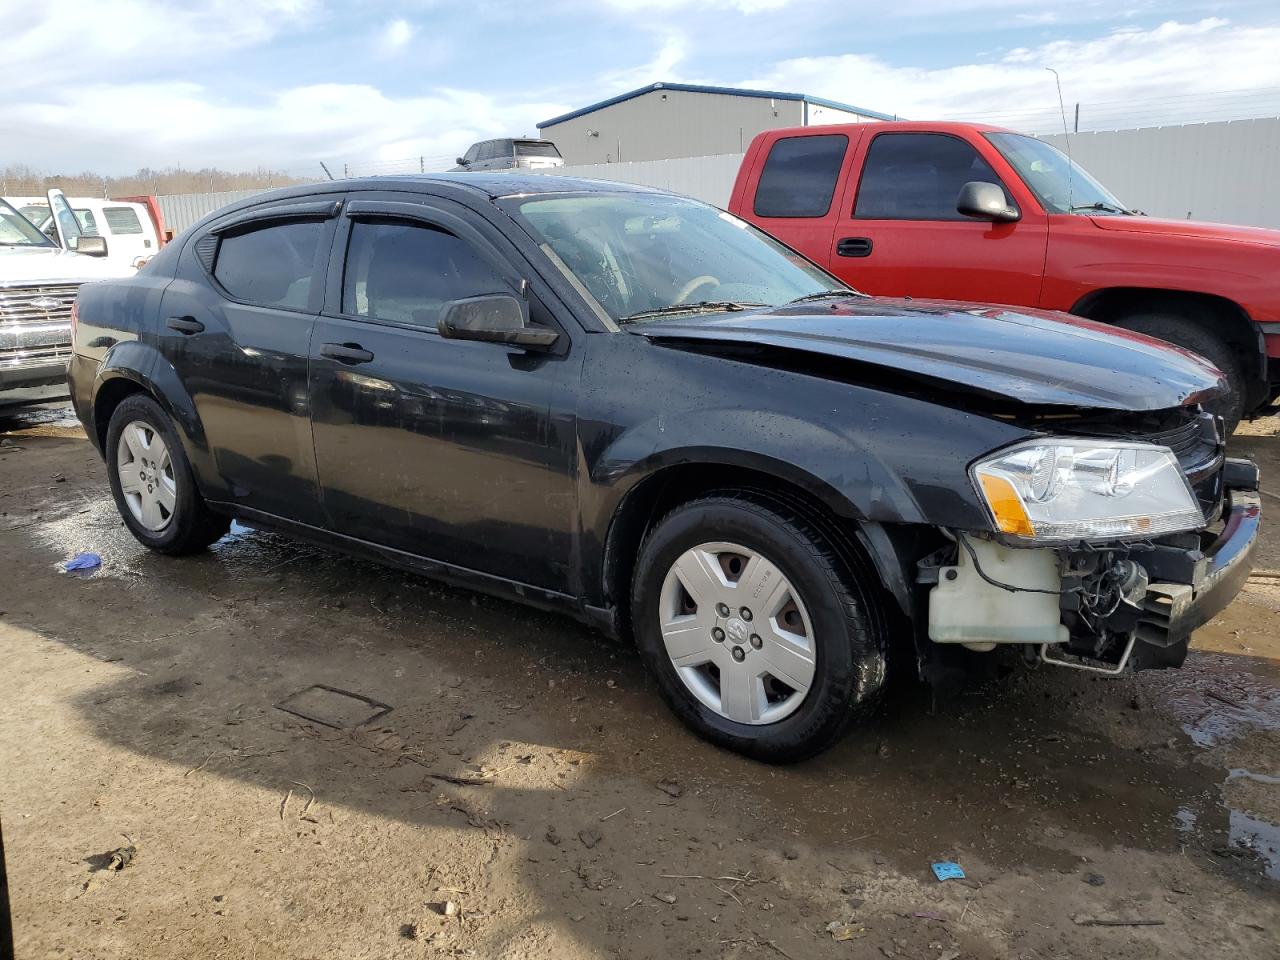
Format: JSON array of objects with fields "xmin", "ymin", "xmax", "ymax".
[{"xmin": 7, "ymin": 0, "xmax": 1280, "ymax": 176}]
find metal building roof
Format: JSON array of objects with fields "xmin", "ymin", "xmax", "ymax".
[{"xmin": 536, "ymin": 81, "xmax": 896, "ymax": 129}]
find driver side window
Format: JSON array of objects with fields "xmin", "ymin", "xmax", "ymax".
[{"xmin": 341, "ymin": 219, "xmax": 512, "ymax": 329}]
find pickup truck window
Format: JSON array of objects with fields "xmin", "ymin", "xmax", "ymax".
[
  {"xmin": 341, "ymin": 220, "xmax": 511, "ymax": 328},
  {"xmin": 854, "ymin": 132, "xmax": 1008, "ymax": 221},
  {"xmin": 754, "ymin": 134, "xmax": 848, "ymax": 219},
  {"xmin": 213, "ymin": 219, "xmax": 323, "ymax": 310},
  {"xmin": 510, "ymin": 193, "xmax": 837, "ymax": 321},
  {"xmin": 103, "ymin": 207, "xmax": 144, "ymax": 234},
  {"xmin": 987, "ymin": 132, "xmax": 1129, "ymax": 215}
]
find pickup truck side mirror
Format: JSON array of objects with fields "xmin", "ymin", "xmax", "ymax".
[
  {"xmin": 956, "ymin": 181, "xmax": 1020, "ymax": 223},
  {"xmin": 455, "ymin": 157, "xmax": 469, "ymax": 167},
  {"xmin": 74, "ymin": 235, "xmax": 110, "ymax": 258},
  {"xmin": 437, "ymin": 293, "xmax": 561, "ymax": 350}
]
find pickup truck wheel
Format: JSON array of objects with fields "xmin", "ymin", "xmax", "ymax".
[
  {"xmin": 1112, "ymin": 313, "xmax": 1245, "ymax": 431},
  {"xmin": 631, "ymin": 493, "xmax": 886, "ymax": 763},
  {"xmin": 106, "ymin": 394, "xmax": 230, "ymax": 555}
]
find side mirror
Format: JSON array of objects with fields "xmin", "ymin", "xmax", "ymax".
[
  {"xmin": 74, "ymin": 235, "xmax": 109, "ymax": 257},
  {"xmin": 455, "ymin": 157, "xmax": 469, "ymax": 167},
  {"xmin": 956, "ymin": 181, "xmax": 1020, "ymax": 223},
  {"xmin": 437, "ymin": 294, "xmax": 560, "ymax": 350}
]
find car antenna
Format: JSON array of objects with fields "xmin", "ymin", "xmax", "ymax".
[
  {"xmin": 1045, "ymin": 67, "xmax": 1073, "ymax": 211},
  {"xmin": 319, "ymin": 162, "xmax": 335, "ymax": 181}
]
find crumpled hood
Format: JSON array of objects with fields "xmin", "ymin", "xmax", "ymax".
[
  {"xmin": 1088, "ymin": 214, "xmax": 1280, "ymax": 248},
  {"xmin": 635, "ymin": 297, "xmax": 1225, "ymax": 413},
  {"xmin": 0, "ymin": 246, "xmax": 133, "ymax": 285}
]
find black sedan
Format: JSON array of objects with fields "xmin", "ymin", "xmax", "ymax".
[{"xmin": 68, "ymin": 175, "xmax": 1260, "ymax": 761}]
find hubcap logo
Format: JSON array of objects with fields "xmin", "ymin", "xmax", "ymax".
[{"xmin": 725, "ymin": 618, "xmax": 749, "ymax": 645}]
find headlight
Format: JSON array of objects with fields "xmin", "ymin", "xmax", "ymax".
[{"xmin": 971, "ymin": 439, "xmax": 1203, "ymax": 541}]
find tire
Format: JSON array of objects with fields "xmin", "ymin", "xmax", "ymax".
[
  {"xmin": 105, "ymin": 394, "xmax": 230, "ymax": 555},
  {"xmin": 630, "ymin": 493, "xmax": 886, "ymax": 763},
  {"xmin": 1112, "ymin": 312, "xmax": 1246, "ymax": 432}
]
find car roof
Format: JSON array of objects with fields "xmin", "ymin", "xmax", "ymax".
[{"xmin": 347, "ymin": 173, "xmax": 661, "ymax": 199}]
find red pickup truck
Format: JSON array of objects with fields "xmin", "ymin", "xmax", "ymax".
[{"xmin": 729, "ymin": 121, "xmax": 1280, "ymax": 428}]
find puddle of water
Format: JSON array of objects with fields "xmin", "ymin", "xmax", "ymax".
[
  {"xmin": 1228, "ymin": 810, "xmax": 1280, "ymax": 880},
  {"xmin": 1228, "ymin": 768, "xmax": 1280, "ymax": 786},
  {"xmin": 1174, "ymin": 806, "xmax": 1197, "ymax": 833}
]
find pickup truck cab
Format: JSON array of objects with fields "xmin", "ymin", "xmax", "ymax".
[
  {"xmin": 10, "ymin": 196, "xmax": 161, "ymax": 271},
  {"xmin": 729, "ymin": 122, "xmax": 1280, "ymax": 428}
]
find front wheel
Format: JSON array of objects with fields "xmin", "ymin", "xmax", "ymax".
[
  {"xmin": 631, "ymin": 493, "xmax": 886, "ymax": 763},
  {"xmin": 105, "ymin": 394, "xmax": 230, "ymax": 555}
]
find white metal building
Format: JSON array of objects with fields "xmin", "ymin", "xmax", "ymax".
[{"xmin": 537, "ymin": 82, "xmax": 893, "ymax": 166}]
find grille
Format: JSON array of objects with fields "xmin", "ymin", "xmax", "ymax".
[{"xmin": 0, "ymin": 283, "xmax": 79, "ymax": 368}]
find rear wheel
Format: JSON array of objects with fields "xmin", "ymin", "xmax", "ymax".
[
  {"xmin": 106, "ymin": 394, "xmax": 229, "ymax": 555},
  {"xmin": 631, "ymin": 493, "xmax": 886, "ymax": 763},
  {"xmin": 1112, "ymin": 312, "xmax": 1246, "ymax": 431}
]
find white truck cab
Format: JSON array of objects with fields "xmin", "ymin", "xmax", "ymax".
[
  {"xmin": 1, "ymin": 190, "xmax": 133, "ymax": 405},
  {"xmin": 9, "ymin": 195, "xmax": 160, "ymax": 272}
]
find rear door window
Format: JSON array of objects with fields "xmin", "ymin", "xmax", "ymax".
[
  {"xmin": 213, "ymin": 219, "xmax": 325, "ymax": 310},
  {"xmin": 753, "ymin": 134, "xmax": 849, "ymax": 218},
  {"xmin": 341, "ymin": 219, "xmax": 510, "ymax": 329},
  {"xmin": 103, "ymin": 206, "xmax": 144, "ymax": 234},
  {"xmin": 854, "ymin": 133, "xmax": 1010, "ymax": 220}
]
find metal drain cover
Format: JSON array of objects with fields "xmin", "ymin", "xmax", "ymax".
[{"xmin": 275, "ymin": 685, "xmax": 392, "ymax": 729}]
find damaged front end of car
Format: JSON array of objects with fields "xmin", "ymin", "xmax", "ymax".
[{"xmin": 918, "ymin": 408, "xmax": 1261, "ymax": 674}]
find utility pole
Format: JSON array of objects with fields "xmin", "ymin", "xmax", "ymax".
[{"xmin": 1074, "ymin": 102, "xmax": 1080, "ymax": 133}]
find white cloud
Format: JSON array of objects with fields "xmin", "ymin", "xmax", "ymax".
[
  {"xmin": 3, "ymin": 78, "xmax": 570, "ymax": 176},
  {"xmin": 740, "ymin": 18, "xmax": 1280, "ymax": 132},
  {"xmin": 596, "ymin": 33, "xmax": 690, "ymax": 94},
  {"xmin": 380, "ymin": 17, "xmax": 416, "ymax": 53},
  {"xmin": 600, "ymin": 0, "xmax": 791, "ymax": 12}
]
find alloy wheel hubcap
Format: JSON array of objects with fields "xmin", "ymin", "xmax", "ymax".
[
  {"xmin": 117, "ymin": 421, "xmax": 177, "ymax": 531},
  {"xmin": 658, "ymin": 541, "xmax": 816, "ymax": 725}
]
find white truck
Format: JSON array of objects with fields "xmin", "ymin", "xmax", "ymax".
[
  {"xmin": 9, "ymin": 196, "xmax": 162, "ymax": 272},
  {"xmin": 1, "ymin": 190, "xmax": 134, "ymax": 405}
]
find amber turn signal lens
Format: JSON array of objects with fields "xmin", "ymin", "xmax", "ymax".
[{"xmin": 978, "ymin": 473, "xmax": 1035, "ymax": 537}]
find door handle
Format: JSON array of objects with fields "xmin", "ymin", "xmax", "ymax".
[
  {"xmin": 166, "ymin": 316, "xmax": 204, "ymax": 334},
  {"xmin": 321, "ymin": 342, "xmax": 375, "ymax": 364},
  {"xmin": 837, "ymin": 237, "xmax": 874, "ymax": 258}
]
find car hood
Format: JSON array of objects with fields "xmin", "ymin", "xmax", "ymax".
[
  {"xmin": 0, "ymin": 246, "xmax": 134, "ymax": 284},
  {"xmin": 634, "ymin": 298, "xmax": 1225, "ymax": 413},
  {"xmin": 1088, "ymin": 214, "xmax": 1280, "ymax": 248}
]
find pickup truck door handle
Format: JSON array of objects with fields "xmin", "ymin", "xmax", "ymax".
[
  {"xmin": 320, "ymin": 342, "xmax": 375, "ymax": 364},
  {"xmin": 836, "ymin": 237, "xmax": 874, "ymax": 258},
  {"xmin": 165, "ymin": 316, "xmax": 205, "ymax": 334}
]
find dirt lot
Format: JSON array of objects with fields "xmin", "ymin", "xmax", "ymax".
[{"xmin": 1, "ymin": 403, "xmax": 1277, "ymax": 960}]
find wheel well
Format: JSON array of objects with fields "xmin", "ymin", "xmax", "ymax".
[
  {"xmin": 1072, "ymin": 287, "xmax": 1264, "ymax": 400},
  {"xmin": 601, "ymin": 463, "xmax": 904, "ymax": 645},
  {"xmin": 92, "ymin": 378, "xmax": 147, "ymax": 450}
]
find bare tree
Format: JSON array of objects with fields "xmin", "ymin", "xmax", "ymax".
[{"xmin": 0, "ymin": 165, "xmax": 306, "ymax": 198}]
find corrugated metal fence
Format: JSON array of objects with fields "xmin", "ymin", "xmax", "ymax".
[
  {"xmin": 157, "ymin": 188, "xmax": 270, "ymax": 235},
  {"xmin": 533, "ymin": 153, "xmax": 746, "ymax": 207},
  {"xmin": 155, "ymin": 118, "xmax": 1280, "ymax": 233},
  {"xmin": 1041, "ymin": 117, "xmax": 1280, "ymax": 227}
]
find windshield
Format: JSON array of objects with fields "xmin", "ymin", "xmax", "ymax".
[
  {"xmin": 505, "ymin": 192, "xmax": 847, "ymax": 322},
  {"xmin": 987, "ymin": 133, "xmax": 1129, "ymax": 215},
  {"xmin": 516, "ymin": 141, "xmax": 561, "ymax": 159},
  {"xmin": 0, "ymin": 200, "xmax": 55, "ymax": 247}
]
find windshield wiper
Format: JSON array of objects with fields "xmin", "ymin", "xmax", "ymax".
[
  {"xmin": 619, "ymin": 301, "xmax": 767, "ymax": 323},
  {"xmin": 783, "ymin": 289, "xmax": 862, "ymax": 305},
  {"xmin": 1069, "ymin": 201, "xmax": 1132, "ymax": 215}
]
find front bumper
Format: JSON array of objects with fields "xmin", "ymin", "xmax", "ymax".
[
  {"xmin": 0, "ymin": 358, "xmax": 68, "ymax": 392},
  {"xmin": 1137, "ymin": 487, "xmax": 1260, "ymax": 647}
]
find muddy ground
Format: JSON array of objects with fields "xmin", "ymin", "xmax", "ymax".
[{"xmin": 0, "ymin": 402, "xmax": 1277, "ymax": 960}]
